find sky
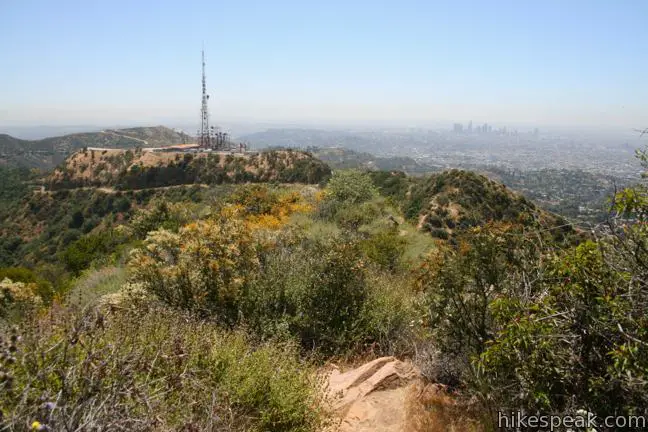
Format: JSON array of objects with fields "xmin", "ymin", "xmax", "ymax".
[{"xmin": 1, "ymin": 0, "xmax": 647, "ymax": 130}]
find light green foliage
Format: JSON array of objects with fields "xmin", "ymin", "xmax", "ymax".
[
  {"xmin": 361, "ymin": 271, "xmax": 421, "ymax": 355},
  {"xmin": 66, "ymin": 266, "xmax": 127, "ymax": 308},
  {"xmin": 317, "ymin": 170, "xmax": 390, "ymax": 232},
  {"xmin": 334, "ymin": 200, "xmax": 382, "ymax": 231},
  {"xmin": 325, "ymin": 169, "xmax": 378, "ymax": 205},
  {"xmin": 0, "ymin": 306, "xmax": 325, "ymax": 431},
  {"xmin": 219, "ymin": 339, "xmax": 321, "ymax": 431},
  {"xmin": 289, "ymin": 213, "xmax": 341, "ymax": 242}
]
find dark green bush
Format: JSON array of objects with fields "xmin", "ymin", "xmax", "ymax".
[
  {"xmin": 427, "ymin": 214, "xmax": 443, "ymax": 228},
  {"xmin": 61, "ymin": 230, "xmax": 125, "ymax": 275},
  {"xmin": 477, "ymin": 239, "xmax": 648, "ymax": 419},
  {"xmin": 360, "ymin": 228, "xmax": 407, "ymax": 273},
  {"xmin": 244, "ymin": 232, "xmax": 417, "ymax": 357},
  {"xmin": 429, "ymin": 228, "xmax": 449, "ymax": 239},
  {"xmin": 245, "ymin": 237, "xmax": 367, "ymax": 355}
]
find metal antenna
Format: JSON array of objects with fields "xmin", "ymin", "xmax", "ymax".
[
  {"xmin": 199, "ymin": 45, "xmax": 211, "ymax": 148},
  {"xmin": 196, "ymin": 44, "xmax": 242, "ymax": 152}
]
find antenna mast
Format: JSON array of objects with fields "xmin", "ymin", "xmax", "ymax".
[{"xmin": 199, "ymin": 47, "xmax": 211, "ymax": 148}]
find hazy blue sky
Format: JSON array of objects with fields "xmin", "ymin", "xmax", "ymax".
[{"xmin": 1, "ymin": 0, "xmax": 646, "ymax": 129}]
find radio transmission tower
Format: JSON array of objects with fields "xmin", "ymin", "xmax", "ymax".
[{"xmin": 199, "ymin": 48, "xmax": 211, "ymax": 148}]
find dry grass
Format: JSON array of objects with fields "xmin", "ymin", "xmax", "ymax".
[
  {"xmin": 66, "ymin": 266, "xmax": 127, "ymax": 309},
  {"xmin": 0, "ymin": 302, "xmax": 329, "ymax": 431},
  {"xmin": 405, "ymin": 382, "xmax": 486, "ymax": 432}
]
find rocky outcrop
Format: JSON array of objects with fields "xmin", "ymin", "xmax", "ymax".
[{"xmin": 326, "ymin": 357, "xmax": 422, "ymax": 432}]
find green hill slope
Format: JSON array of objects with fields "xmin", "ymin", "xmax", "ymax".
[
  {"xmin": 371, "ymin": 169, "xmax": 576, "ymax": 241},
  {"xmin": 0, "ymin": 126, "xmax": 192, "ymax": 170}
]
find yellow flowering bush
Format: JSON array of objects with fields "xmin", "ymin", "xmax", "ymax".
[
  {"xmin": 0, "ymin": 278, "xmax": 42, "ymax": 318},
  {"xmin": 245, "ymin": 192, "xmax": 313, "ymax": 231},
  {"xmin": 128, "ymin": 218, "xmax": 259, "ymax": 324},
  {"xmin": 222, "ymin": 185, "xmax": 314, "ymax": 231}
]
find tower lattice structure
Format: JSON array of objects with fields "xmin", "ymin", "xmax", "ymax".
[
  {"xmin": 199, "ymin": 48, "xmax": 212, "ymax": 148},
  {"xmin": 196, "ymin": 47, "xmax": 244, "ymax": 152}
]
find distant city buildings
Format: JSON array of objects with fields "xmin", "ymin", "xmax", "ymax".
[{"xmin": 451, "ymin": 121, "xmax": 538, "ymax": 138}]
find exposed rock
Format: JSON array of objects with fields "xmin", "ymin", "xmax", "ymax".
[{"xmin": 326, "ymin": 357, "xmax": 422, "ymax": 432}]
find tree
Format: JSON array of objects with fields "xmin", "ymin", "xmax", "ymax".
[{"xmin": 468, "ymin": 147, "xmax": 648, "ymax": 421}]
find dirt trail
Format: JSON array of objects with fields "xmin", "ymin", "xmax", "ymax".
[
  {"xmin": 100, "ymin": 130, "xmax": 149, "ymax": 146},
  {"xmin": 325, "ymin": 357, "xmax": 421, "ymax": 432}
]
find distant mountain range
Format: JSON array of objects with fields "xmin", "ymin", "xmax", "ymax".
[{"xmin": 0, "ymin": 126, "xmax": 191, "ymax": 170}]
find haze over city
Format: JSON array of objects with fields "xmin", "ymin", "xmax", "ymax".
[{"xmin": 1, "ymin": 0, "xmax": 647, "ymax": 131}]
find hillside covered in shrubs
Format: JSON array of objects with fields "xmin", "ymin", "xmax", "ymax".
[
  {"xmin": 370, "ymin": 169, "xmax": 576, "ymax": 242},
  {"xmin": 0, "ymin": 126, "xmax": 192, "ymax": 170},
  {"xmin": 48, "ymin": 148, "xmax": 331, "ymax": 190},
  {"xmin": 1, "ymin": 156, "xmax": 648, "ymax": 430}
]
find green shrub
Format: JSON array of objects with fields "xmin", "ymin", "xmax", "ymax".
[
  {"xmin": 368, "ymin": 171, "xmax": 410, "ymax": 203},
  {"xmin": 360, "ymin": 228, "xmax": 407, "ymax": 273},
  {"xmin": 0, "ymin": 305, "xmax": 326, "ymax": 431},
  {"xmin": 429, "ymin": 228, "xmax": 449, "ymax": 239},
  {"xmin": 246, "ymin": 236, "xmax": 367, "ymax": 355},
  {"xmin": 324, "ymin": 169, "xmax": 378, "ymax": 205},
  {"xmin": 245, "ymin": 232, "xmax": 417, "ymax": 357},
  {"xmin": 416, "ymin": 224, "xmax": 541, "ymax": 385},
  {"xmin": 334, "ymin": 201, "xmax": 380, "ymax": 230},
  {"xmin": 360, "ymin": 271, "xmax": 420, "ymax": 355},
  {"xmin": 436, "ymin": 195, "xmax": 450, "ymax": 206},
  {"xmin": 427, "ymin": 214, "xmax": 443, "ymax": 228},
  {"xmin": 291, "ymin": 240, "xmax": 367, "ymax": 354},
  {"xmin": 477, "ymin": 240, "xmax": 648, "ymax": 419},
  {"xmin": 130, "ymin": 200, "xmax": 176, "ymax": 238}
]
